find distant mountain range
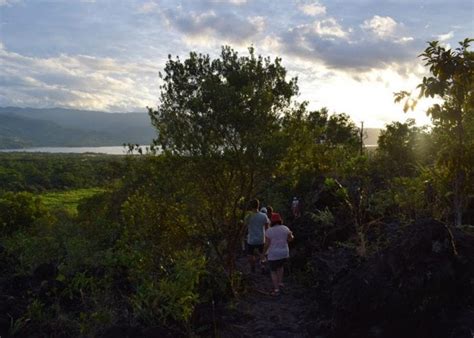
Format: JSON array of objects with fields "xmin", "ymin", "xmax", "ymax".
[
  {"xmin": 0, "ymin": 107, "xmax": 381, "ymax": 149},
  {"xmin": 0, "ymin": 107, "xmax": 156, "ymax": 149}
]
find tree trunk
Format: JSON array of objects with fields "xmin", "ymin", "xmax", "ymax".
[
  {"xmin": 357, "ymin": 229, "xmax": 367, "ymax": 257},
  {"xmin": 454, "ymin": 110, "xmax": 465, "ymax": 227},
  {"xmin": 454, "ymin": 169, "xmax": 463, "ymax": 226}
]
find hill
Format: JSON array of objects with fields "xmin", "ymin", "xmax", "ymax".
[
  {"xmin": 0, "ymin": 107, "xmax": 381, "ymax": 149},
  {"xmin": 0, "ymin": 107, "xmax": 156, "ymax": 148}
]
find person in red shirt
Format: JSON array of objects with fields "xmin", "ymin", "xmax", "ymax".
[{"xmin": 264, "ymin": 213, "xmax": 294, "ymax": 296}]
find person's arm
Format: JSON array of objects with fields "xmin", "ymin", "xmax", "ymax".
[
  {"xmin": 287, "ymin": 230, "xmax": 294, "ymax": 242},
  {"xmin": 265, "ymin": 216, "xmax": 270, "ymax": 230},
  {"xmin": 243, "ymin": 213, "xmax": 250, "ymax": 226},
  {"xmin": 264, "ymin": 236, "xmax": 271, "ymax": 255}
]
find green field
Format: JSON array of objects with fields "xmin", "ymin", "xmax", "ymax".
[{"xmin": 40, "ymin": 188, "xmax": 106, "ymax": 214}]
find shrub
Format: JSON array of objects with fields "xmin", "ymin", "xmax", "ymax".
[
  {"xmin": 130, "ymin": 250, "xmax": 206, "ymax": 329},
  {"xmin": 0, "ymin": 192, "xmax": 48, "ymax": 236}
]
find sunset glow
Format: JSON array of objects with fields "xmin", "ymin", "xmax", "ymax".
[{"xmin": 1, "ymin": 0, "xmax": 472, "ymax": 127}]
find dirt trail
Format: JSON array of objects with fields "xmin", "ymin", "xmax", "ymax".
[{"xmin": 220, "ymin": 255, "xmax": 314, "ymax": 338}]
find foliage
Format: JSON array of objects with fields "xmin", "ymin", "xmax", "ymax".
[
  {"xmin": 0, "ymin": 191, "xmax": 49, "ymax": 236},
  {"xmin": 131, "ymin": 250, "xmax": 206, "ymax": 328},
  {"xmin": 274, "ymin": 104, "xmax": 362, "ymax": 219},
  {"xmin": 323, "ymin": 154, "xmax": 384, "ymax": 255},
  {"xmin": 0, "ymin": 153, "xmax": 125, "ymax": 192},
  {"xmin": 40, "ymin": 188, "xmax": 106, "ymax": 215},
  {"xmin": 149, "ymin": 46, "xmax": 299, "ymax": 286},
  {"xmin": 311, "ymin": 207, "xmax": 336, "ymax": 228},
  {"xmin": 151, "ymin": 45, "xmax": 297, "ymax": 157},
  {"xmin": 1, "ymin": 41, "xmax": 472, "ymax": 337},
  {"xmin": 3, "ymin": 231, "xmax": 62, "ymax": 273},
  {"xmin": 376, "ymin": 119, "xmax": 434, "ymax": 177},
  {"xmin": 395, "ymin": 38, "xmax": 474, "ymax": 225},
  {"xmin": 302, "ymin": 207, "xmax": 339, "ymax": 249}
]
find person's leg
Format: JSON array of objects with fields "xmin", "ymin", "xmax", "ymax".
[
  {"xmin": 277, "ymin": 265, "xmax": 284, "ymax": 287},
  {"xmin": 257, "ymin": 245, "xmax": 266, "ymax": 273},
  {"xmin": 270, "ymin": 270, "xmax": 279, "ymax": 292},
  {"xmin": 247, "ymin": 244, "xmax": 256, "ymax": 272},
  {"xmin": 269, "ymin": 260, "xmax": 280, "ymax": 295},
  {"xmin": 248, "ymin": 254, "xmax": 256, "ymax": 272}
]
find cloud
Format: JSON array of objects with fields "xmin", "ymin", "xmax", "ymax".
[
  {"xmin": 360, "ymin": 16, "xmax": 415, "ymax": 46},
  {"xmin": 228, "ymin": 0, "xmax": 247, "ymax": 5},
  {"xmin": 136, "ymin": 1, "xmax": 158, "ymax": 13},
  {"xmin": 313, "ymin": 18, "xmax": 349, "ymax": 39},
  {"xmin": 270, "ymin": 11, "xmax": 423, "ymax": 72},
  {"xmin": 0, "ymin": 46, "xmax": 160, "ymax": 112},
  {"xmin": 395, "ymin": 36, "xmax": 414, "ymax": 44},
  {"xmin": 162, "ymin": 8, "xmax": 265, "ymax": 45},
  {"xmin": 361, "ymin": 15, "xmax": 398, "ymax": 39},
  {"xmin": 249, "ymin": 16, "xmax": 266, "ymax": 32},
  {"xmin": 278, "ymin": 25, "xmax": 419, "ymax": 71},
  {"xmin": 299, "ymin": 2, "xmax": 326, "ymax": 16},
  {"xmin": 1, "ymin": 0, "xmax": 459, "ymax": 126},
  {"xmin": 437, "ymin": 31, "xmax": 454, "ymax": 42},
  {"xmin": 0, "ymin": 0, "xmax": 21, "ymax": 6}
]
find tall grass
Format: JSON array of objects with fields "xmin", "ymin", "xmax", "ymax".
[{"xmin": 40, "ymin": 188, "xmax": 106, "ymax": 214}]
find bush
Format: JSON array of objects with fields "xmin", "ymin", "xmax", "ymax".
[
  {"xmin": 0, "ymin": 192, "xmax": 48, "ymax": 236},
  {"xmin": 130, "ymin": 250, "xmax": 206, "ymax": 329}
]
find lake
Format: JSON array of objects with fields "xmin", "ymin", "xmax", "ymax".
[
  {"xmin": 0, "ymin": 146, "xmax": 149, "ymax": 155},
  {"xmin": 0, "ymin": 145, "xmax": 377, "ymax": 155}
]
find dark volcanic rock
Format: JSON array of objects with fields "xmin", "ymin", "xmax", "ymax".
[
  {"xmin": 101, "ymin": 325, "xmax": 145, "ymax": 338},
  {"xmin": 142, "ymin": 326, "xmax": 181, "ymax": 338},
  {"xmin": 33, "ymin": 263, "xmax": 58, "ymax": 281},
  {"xmin": 100, "ymin": 325, "xmax": 180, "ymax": 338},
  {"xmin": 307, "ymin": 219, "xmax": 474, "ymax": 338}
]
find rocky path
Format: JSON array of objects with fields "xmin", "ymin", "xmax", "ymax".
[{"xmin": 220, "ymin": 256, "xmax": 313, "ymax": 338}]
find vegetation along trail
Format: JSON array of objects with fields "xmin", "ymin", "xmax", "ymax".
[{"xmin": 0, "ymin": 38, "xmax": 472, "ymax": 337}]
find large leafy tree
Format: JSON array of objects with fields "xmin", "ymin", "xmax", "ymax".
[
  {"xmin": 376, "ymin": 119, "xmax": 434, "ymax": 178},
  {"xmin": 148, "ymin": 46, "xmax": 298, "ymax": 281},
  {"xmin": 151, "ymin": 46, "xmax": 297, "ymax": 157},
  {"xmin": 279, "ymin": 106, "xmax": 360, "ymax": 189},
  {"xmin": 395, "ymin": 38, "xmax": 473, "ymax": 226}
]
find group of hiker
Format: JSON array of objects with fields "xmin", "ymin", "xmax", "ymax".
[{"xmin": 244, "ymin": 198, "xmax": 297, "ymax": 297}]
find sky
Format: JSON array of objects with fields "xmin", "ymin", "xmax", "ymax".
[{"xmin": 0, "ymin": 0, "xmax": 472, "ymax": 127}]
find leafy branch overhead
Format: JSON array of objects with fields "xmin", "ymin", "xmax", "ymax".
[
  {"xmin": 394, "ymin": 38, "xmax": 473, "ymax": 115},
  {"xmin": 395, "ymin": 38, "xmax": 474, "ymax": 226}
]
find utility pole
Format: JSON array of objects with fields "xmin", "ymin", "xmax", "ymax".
[{"xmin": 359, "ymin": 121, "xmax": 364, "ymax": 155}]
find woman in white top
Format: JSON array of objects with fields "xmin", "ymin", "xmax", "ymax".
[{"xmin": 264, "ymin": 213, "xmax": 294, "ymax": 296}]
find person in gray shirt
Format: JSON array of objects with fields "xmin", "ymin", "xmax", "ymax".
[{"xmin": 245, "ymin": 199, "xmax": 270, "ymax": 273}]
